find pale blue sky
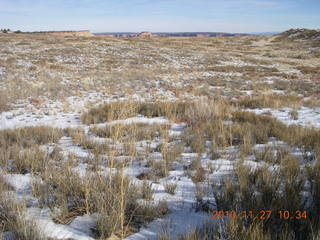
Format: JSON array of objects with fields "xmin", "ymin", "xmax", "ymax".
[{"xmin": 0, "ymin": 0, "xmax": 319, "ymax": 33}]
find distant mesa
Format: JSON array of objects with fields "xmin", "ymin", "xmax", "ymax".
[
  {"xmin": 94, "ymin": 31, "xmax": 252, "ymax": 38},
  {"xmin": 0, "ymin": 29, "xmax": 94, "ymax": 37},
  {"xmin": 196, "ymin": 33, "xmax": 210, "ymax": 38},
  {"xmin": 32, "ymin": 30, "xmax": 94, "ymax": 37},
  {"xmin": 138, "ymin": 32, "xmax": 154, "ymax": 38}
]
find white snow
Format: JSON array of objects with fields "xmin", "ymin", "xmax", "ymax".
[
  {"xmin": 125, "ymin": 210, "xmax": 213, "ymax": 240},
  {"xmin": 3, "ymin": 173, "xmax": 33, "ymax": 195},
  {"xmin": 25, "ymin": 208, "xmax": 96, "ymax": 240},
  {"xmin": 246, "ymin": 107, "xmax": 320, "ymax": 128},
  {"xmin": 0, "ymin": 110, "xmax": 81, "ymax": 130},
  {"xmin": 1, "ymin": 92, "xmax": 319, "ymax": 240},
  {"xmin": 93, "ymin": 116, "xmax": 170, "ymax": 128}
]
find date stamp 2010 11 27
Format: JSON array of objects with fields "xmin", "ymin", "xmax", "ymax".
[{"xmin": 210, "ymin": 210, "xmax": 308, "ymax": 220}]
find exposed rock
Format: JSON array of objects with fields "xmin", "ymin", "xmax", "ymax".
[
  {"xmin": 138, "ymin": 32, "xmax": 153, "ymax": 38},
  {"xmin": 196, "ymin": 33, "xmax": 210, "ymax": 38}
]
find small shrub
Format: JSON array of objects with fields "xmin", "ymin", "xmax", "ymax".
[
  {"xmin": 164, "ymin": 182, "xmax": 177, "ymax": 195},
  {"xmin": 140, "ymin": 181, "xmax": 154, "ymax": 200},
  {"xmin": 289, "ymin": 109, "xmax": 299, "ymax": 120},
  {"xmin": 81, "ymin": 101, "xmax": 193, "ymax": 124},
  {"xmin": 191, "ymin": 166, "xmax": 206, "ymax": 183},
  {"xmin": 235, "ymin": 94, "xmax": 302, "ymax": 109},
  {"xmin": 11, "ymin": 147, "xmax": 48, "ymax": 174},
  {"xmin": 1, "ymin": 176, "xmax": 45, "ymax": 239},
  {"xmin": 0, "ymin": 126, "xmax": 63, "ymax": 149}
]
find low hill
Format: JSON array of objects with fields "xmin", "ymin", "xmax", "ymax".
[{"xmin": 276, "ymin": 28, "xmax": 320, "ymax": 41}]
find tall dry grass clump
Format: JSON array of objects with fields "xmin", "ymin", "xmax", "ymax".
[
  {"xmin": 81, "ymin": 100, "xmax": 201, "ymax": 124},
  {"xmin": 236, "ymin": 93, "xmax": 303, "ymax": 109},
  {"xmin": 0, "ymin": 91, "xmax": 8, "ymax": 113},
  {"xmin": 0, "ymin": 126, "xmax": 63, "ymax": 149},
  {"xmin": 0, "ymin": 126, "xmax": 63, "ymax": 173},
  {"xmin": 213, "ymin": 157, "xmax": 318, "ymax": 239},
  {"xmin": 33, "ymin": 165, "xmax": 168, "ymax": 238},
  {"xmin": 0, "ymin": 175, "xmax": 45, "ymax": 239}
]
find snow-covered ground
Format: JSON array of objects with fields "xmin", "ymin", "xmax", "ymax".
[
  {"xmin": 247, "ymin": 106, "xmax": 320, "ymax": 128},
  {"xmin": 1, "ymin": 33, "xmax": 319, "ymax": 240},
  {"xmin": 1, "ymin": 94, "xmax": 320, "ymax": 239},
  {"xmin": 0, "ymin": 97, "xmax": 236, "ymax": 240}
]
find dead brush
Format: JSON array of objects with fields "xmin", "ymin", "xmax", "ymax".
[
  {"xmin": 160, "ymin": 141, "xmax": 176, "ymax": 176},
  {"xmin": 0, "ymin": 126, "xmax": 63, "ymax": 149},
  {"xmin": 150, "ymin": 160, "xmax": 168, "ymax": 179},
  {"xmin": 91, "ymin": 123, "xmax": 168, "ymax": 141},
  {"xmin": 289, "ymin": 109, "xmax": 299, "ymax": 120},
  {"xmin": 81, "ymin": 100, "xmax": 194, "ymax": 125},
  {"xmin": 47, "ymin": 168, "xmax": 90, "ymax": 224},
  {"xmin": 140, "ymin": 180, "xmax": 154, "ymax": 200},
  {"xmin": 231, "ymin": 111, "xmax": 286, "ymax": 144},
  {"xmin": 214, "ymin": 151, "xmax": 317, "ymax": 239},
  {"xmin": 177, "ymin": 221, "xmax": 224, "ymax": 240},
  {"xmin": 235, "ymin": 93, "xmax": 303, "ymax": 109},
  {"xmin": 34, "ymin": 162, "xmax": 167, "ymax": 239},
  {"xmin": 0, "ymin": 176, "xmax": 45, "ymax": 239},
  {"xmin": 206, "ymin": 119, "xmax": 234, "ymax": 148},
  {"xmin": 184, "ymin": 99, "xmax": 232, "ymax": 126},
  {"xmin": 306, "ymin": 161, "xmax": 320, "ymax": 217},
  {"xmin": 0, "ymin": 91, "xmax": 8, "ymax": 113},
  {"xmin": 191, "ymin": 166, "xmax": 206, "ymax": 183},
  {"xmin": 127, "ymin": 200, "xmax": 169, "ymax": 233},
  {"xmin": 226, "ymin": 218, "xmax": 272, "ymax": 240},
  {"xmin": 122, "ymin": 141, "xmax": 138, "ymax": 157},
  {"xmin": 183, "ymin": 155, "xmax": 207, "ymax": 184},
  {"xmin": 254, "ymin": 146, "xmax": 290, "ymax": 165},
  {"xmin": 164, "ymin": 182, "xmax": 178, "ymax": 195},
  {"xmin": 11, "ymin": 147, "xmax": 48, "ymax": 174},
  {"xmin": 235, "ymin": 163, "xmax": 256, "ymax": 210},
  {"xmin": 280, "ymin": 155, "xmax": 304, "ymax": 211},
  {"xmin": 94, "ymin": 173, "xmax": 168, "ymax": 238},
  {"xmin": 162, "ymin": 143, "xmax": 184, "ymax": 163},
  {"xmin": 81, "ymin": 101, "xmax": 139, "ymax": 124},
  {"xmin": 32, "ymin": 178, "xmax": 54, "ymax": 208},
  {"xmin": 182, "ymin": 128, "xmax": 206, "ymax": 153},
  {"xmin": 239, "ymin": 129, "xmax": 254, "ymax": 157},
  {"xmin": 67, "ymin": 127, "xmax": 109, "ymax": 154},
  {"xmin": 0, "ymin": 144, "xmax": 20, "ymax": 169}
]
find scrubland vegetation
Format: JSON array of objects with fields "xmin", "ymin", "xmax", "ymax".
[{"xmin": 0, "ymin": 29, "xmax": 320, "ymax": 239}]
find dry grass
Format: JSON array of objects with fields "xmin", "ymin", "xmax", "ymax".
[
  {"xmin": 235, "ymin": 93, "xmax": 303, "ymax": 109},
  {"xmin": 79, "ymin": 100, "xmax": 320, "ymax": 239},
  {"xmin": 140, "ymin": 180, "xmax": 154, "ymax": 200},
  {"xmin": 1, "ymin": 31, "xmax": 320, "ymax": 239},
  {"xmin": 0, "ymin": 91, "xmax": 8, "ymax": 113},
  {"xmin": 81, "ymin": 101, "xmax": 194, "ymax": 125},
  {"xmin": 0, "ymin": 126, "xmax": 63, "ymax": 173},
  {"xmin": 33, "ymin": 164, "xmax": 167, "ymax": 238},
  {"xmin": 164, "ymin": 182, "xmax": 178, "ymax": 195},
  {"xmin": 10, "ymin": 147, "xmax": 48, "ymax": 174},
  {"xmin": 0, "ymin": 176, "xmax": 45, "ymax": 239},
  {"xmin": 91, "ymin": 123, "xmax": 169, "ymax": 141},
  {"xmin": 1, "ymin": 33, "xmax": 319, "ymax": 112},
  {"xmin": 66, "ymin": 127, "xmax": 109, "ymax": 155},
  {"xmin": 0, "ymin": 126, "xmax": 63, "ymax": 149},
  {"xmin": 213, "ymin": 155, "xmax": 317, "ymax": 240}
]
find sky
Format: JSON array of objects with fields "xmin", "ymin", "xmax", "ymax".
[{"xmin": 0, "ymin": 0, "xmax": 319, "ymax": 33}]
